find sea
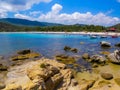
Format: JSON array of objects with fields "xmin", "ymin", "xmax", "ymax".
[{"xmin": 0, "ymin": 33, "xmax": 119, "ymax": 58}]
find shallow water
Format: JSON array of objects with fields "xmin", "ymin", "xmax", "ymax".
[{"xmin": 0, "ymin": 33, "xmax": 119, "ymax": 58}]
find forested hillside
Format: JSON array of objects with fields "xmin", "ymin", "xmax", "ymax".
[{"xmin": 0, "ymin": 22, "xmax": 106, "ymax": 32}]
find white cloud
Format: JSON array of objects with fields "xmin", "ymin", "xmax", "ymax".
[
  {"xmin": 38, "ymin": 3, "xmax": 120, "ymax": 26},
  {"xmin": 29, "ymin": 11, "xmax": 41, "ymax": 17},
  {"xmin": 14, "ymin": 3, "xmax": 120, "ymax": 26},
  {"xmin": 14, "ymin": 13, "xmax": 35, "ymax": 20},
  {"xmin": 0, "ymin": 9, "xmax": 7, "ymax": 18},
  {"xmin": 51, "ymin": 3, "xmax": 63, "ymax": 14},
  {"xmin": 0, "ymin": 0, "xmax": 52, "ymax": 12}
]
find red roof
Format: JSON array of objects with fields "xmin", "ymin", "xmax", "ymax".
[{"xmin": 109, "ymin": 28, "xmax": 116, "ymax": 31}]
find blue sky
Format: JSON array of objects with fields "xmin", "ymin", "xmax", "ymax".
[{"xmin": 0, "ymin": 0, "xmax": 120, "ymax": 26}]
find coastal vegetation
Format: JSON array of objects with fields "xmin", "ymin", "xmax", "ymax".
[{"xmin": 0, "ymin": 18, "xmax": 120, "ymax": 32}]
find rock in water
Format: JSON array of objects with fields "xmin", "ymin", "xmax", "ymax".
[
  {"xmin": 90, "ymin": 55, "xmax": 106, "ymax": 63},
  {"xmin": 100, "ymin": 41, "xmax": 111, "ymax": 47},
  {"xmin": 108, "ymin": 50, "xmax": 120, "ymax": 64},
  {"xmin": 17, "ymin": 49, "xmax": 31, "ymax": 55},
  {"xmin": 71, "ymin": 48, "xmax": 78, "ymax": 53},
  {"xmin": 82, "ymin": 53, "xmax": 90, "ymax": 60},
  {"xmin": 11, "ymin": 52, "xmax": 40, "ymax": 61},
  {"xmin": 101, "ymin": 72, "xmax": 113, "ymax": 80},
  {"xmin": 64, "ymin": 46, "xmax": 71, "ymax": 51},
  {"xmin": 115, "ymin": 43, "xmax": 120, "ymax": 47}
]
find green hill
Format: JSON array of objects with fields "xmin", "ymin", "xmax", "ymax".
[{"xmin": 0, "ymin": 18, "xmax": 62, "ymax": 27}]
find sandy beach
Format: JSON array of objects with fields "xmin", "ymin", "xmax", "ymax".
[{"xmin": 1, "ymin": 31, "xmax": 120, "ymax": 36}]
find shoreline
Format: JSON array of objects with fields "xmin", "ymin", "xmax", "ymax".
[{"xmin": 0, "ymin": 31, "xmax": 120, "ymax": 36}]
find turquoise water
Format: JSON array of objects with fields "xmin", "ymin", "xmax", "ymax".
[{"xmin": 0, "ymin": 33, "xmax": 120, "ymax": 58}]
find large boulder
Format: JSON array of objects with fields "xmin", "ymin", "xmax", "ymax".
[
  {"xmin": 90, "ymin": 55, "xmax": 106, "ymax": 63},
  {"xmin": 101, "ymin": 72, "xmax": 113, "ymax": 80},
  {"xmin": 4, "ymin": 59, "xmax": 75, "ymax": 90},
  {"xmin": 107, "ymin": 50, "xmax": 120, "ymax": 64},
  {"xmin": 100, "ymin": 41, "xmax": 111, "ymax": 47}
]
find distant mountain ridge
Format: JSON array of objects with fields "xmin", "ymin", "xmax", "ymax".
[{"xmin": 0, "ymin": 18, "xmax": 63, "ymax": 27}]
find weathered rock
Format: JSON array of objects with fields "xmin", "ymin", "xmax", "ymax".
[
  {"xmin": 115, "ymin": 43, "xmax": 120, "ymax": 47},
  {"xmin": 107, "ymin": 50, "xmax": 120, "ymax": 64},
  {"xmin": 0, "ymin": 83, "xmax": 5, "ymax": 89},
  {"xmin": 55, "ymin": 54, "xmax": 76, "ymax": 64},
  {"xmin": 71, "ymin": 79, "xmax": 78, "ymax": 86},
  {"xmin": 100, "ymin": 41, "xmax": 111, "ymax": 47},
  {"xmin": 114, "ymin": 78, "xmax": 120, "ymax": 86},
  {"xmin": 5, "ymin": 59, "xmax": 75, "ymax": 90},
  {"xmin": 79, "ymin": 79, "xmax": 95, "ymax": 90},
  {"xmin": 82, "ymin": 53, "xmax": 90, "ymax": 59},
  {"xmin": 100, "ymin": 51, "xmax": 110, "ymax": 55},
  {"xmin": 64, "ymin": 46, "xmax": 71, "ymax": 51},
  {"xmin": 4, "ymin": 84, "xmax": 22, "ymax": 90},
  {"xmin": 45, "ymin": 73, "xmax": 63, "ymax": 90},
  {"xmin": 92, "ymin": 63, "xmax": 98, "ymax": 68},
  {"xmin": 98, "ymin": 80, "xmax": 111, "ymax": 87},
  {"xmin": 90, "ymin": 55, "xmax": 106, "ymax": 64},
  {"xmin": 64, "ymin": 46, "xmax": 78, "ymax": 53},
  {"xmin": 71, "ymin": 48, "xmax": 78, "ymax": 53},
  {"xmin": 11, "ymin": 52, "xmax": 40, "ymax": 61},
  {"xmin": 101, "ymin": 72, "xmax": 113, "ymax": 80},
  {"xmin": 0, "ymin": 64, "xmax": 7, "ymax": 71},
  {"xmin": 17, "ymin": 49, "xmax": 31, "ymax": 55}
]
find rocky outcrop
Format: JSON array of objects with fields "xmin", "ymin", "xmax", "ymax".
[
  {"xmin": 3, "ymin": 58, "xmax": 75, "ymax": 90},
  {"xmin": 55, "ymin": 54, "xmax": 76, "ymax": 64},
  {"xmin": 108, "ymin": 50, "xmax": 120, "ymax": 64},
  {"xmin": 83, "ymin": 54, "xmax": 107, "ymax": 67},
  {"xmin": 10, "ymin": 50, "xmax": 41, "ymax": 61},
  {"xmin": 90, "ymin": 55, "xmax": 106, "ymax": 64},
  {"xmin": 100, "ymin": 41, "xmax": 111, "ymax": 47},
  {"xmin": 64, "ymin": 46, "xmax": 78, "ymax": 53}
]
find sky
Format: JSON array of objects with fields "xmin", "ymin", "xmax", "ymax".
[{"xmin": 0, "ymin": 0, "xmax": 120, "ymax": 26}]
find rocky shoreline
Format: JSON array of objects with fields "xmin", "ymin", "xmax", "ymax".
[{"xmin": 0, "ymin": 41, "xmax": 120, "ymax": 90}]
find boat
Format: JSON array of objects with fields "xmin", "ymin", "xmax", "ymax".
[
  {"xmin": 100, "ymin": 35, "xmax": 107, "ymax": 38},
  {"xmin": 111, "ymin": 34, "xmax": 118, "ymax": 38},
  {"xmin": 90, "ymin": 35, "xmax": 97, "ymax": 39}
]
